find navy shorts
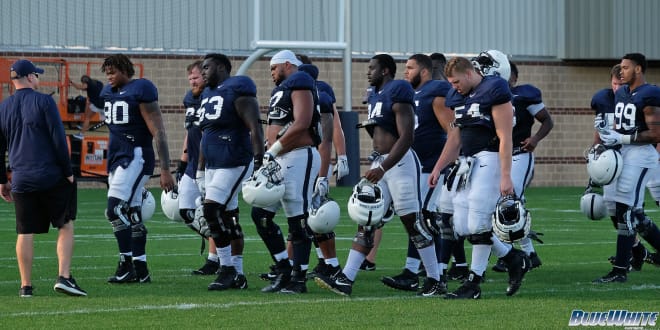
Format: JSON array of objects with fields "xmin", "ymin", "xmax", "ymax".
[{"xmin": 13, "ymin": 178, "xmax": 77, "ymax": 234}]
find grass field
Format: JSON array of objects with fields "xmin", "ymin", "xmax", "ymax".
[{"xmin": 0, "ymin": 186, "xmax": 658, "ymax": 329}]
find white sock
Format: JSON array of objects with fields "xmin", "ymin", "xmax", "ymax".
[
  {"xmin": 208, "ymin": 253, "xmax": 218, "ymax": 262},
  {"xmin": 325, "ymin": 257, "xmax": 339, "ymax": 267},
  {"xmin": 519, "ymin": 237, "xmax": 535, "ymax": 255},
  {"xmin": 273, "ymin": 250, "xmax": 288, "ymax": 262},
  {"xmin": 417, "ymin": 245, "xmax": 440, "ymax": 280},
  {"xmin": 217, "ymin": 245, "xmax": 232, "ymax": 267},
  {"xmin": 315, "ymin": 247, "xmax": 325, "ymax": 259},
  {"xmin": 343, "ymin": 249, "xmax": 366, "ymax": 281},
  {"xmin": 405, "ymin": 257, "xmax": 421, "ymax": 273},
  {"xmin": 232, "ymin": 255, "xmax": 243, "ymax": 274},
  {"xmin": 491, "ymin": 235, "xmax": 513, "ymax": 258},
  {"xmin": 470, "ymin": 244, "xmax": 492, "ymax": 276}
]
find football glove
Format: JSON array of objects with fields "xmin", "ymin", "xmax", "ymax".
[
  {"xmin": 333, "ymin": 155, "xmax": 349, "ymax": 180},
  {"xmin": 598, "ymin": 129, "xmax": 625, "ymax": 146},
  {"xmin": 175, "ymin": 160, "xmax": 188, "ymax": 183},
  {"xmin": 195, "ymin": 170, "xmax": 205, "ymax": 197},
  {"xmin": 314, "ymin": 176, "xmax": 329, "ymax": 197}
]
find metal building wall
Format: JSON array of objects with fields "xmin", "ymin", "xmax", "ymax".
[{"xmin": 0, "ymin": 0, "xmax": 657, "ymax": 59}]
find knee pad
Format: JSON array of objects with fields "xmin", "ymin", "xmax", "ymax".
[
  {"xmin": 222, "ymin": 209, "xmax": 244, "ymax": 240},
  {"xmin": 314, "ymin": 232, "xmax": 336, "ymax": 243},
  {"xmin": 107, "ymin": 197, "xmax": 130, "ymax": 232},
  {"xmin": 617, "ymin": 222, "xmax": 634, "ymax": 236},
  {"xmin": 626, "ymin": 207, "xmax": 655, "ymax": 236},
  {"xmin": 287, "ymin": 215, "xmax": 309, "ymax": 244},
  {"xmin": 410, "ymin": 232, "xmax": 433, "ymax": 249},
  {"xmin": 251, "ymin": 208, "xmax": 280, "ymax": 238},
  {"xmin": 204, "ymin": 202, "xmax": 228, "ymax": 237},
  {"xmin": 128, "ymin": 206, "xmax": 143, "ymax": 224},
  {"xmin": 353, "ymin": 226, "xmax": 375, "ymax": 250},
  {"xmin": 131, "ymin": 222, "xmax": 148, "ymax": 238},
  {"xmin": 180, "ymin": 209, "xmax": 195, "ymax": 224},
  {"xmin": 467, "ymin": 232, "xmax": 493, "ymax": 245},
  {"xmin": 439, "ymin": 213, "xmax": 456, "ymax": 241}
]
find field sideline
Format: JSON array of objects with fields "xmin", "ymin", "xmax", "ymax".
[{"xmin": 0, "ymin": 186, "xmax": 658, "ymax": 329}]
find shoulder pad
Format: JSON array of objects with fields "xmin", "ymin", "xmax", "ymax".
[
  {"xmin": 512, "ymin": 84, "xmax": 542, "ymax": 103},
  {"xmin": 389, "ymin": 80, "xmax": 414, "ymax": 104},
  {"xmin": 283, "ymin": 72, "xmax": 315, "ymax": 91},
  {"xmin": 225, "ymin": 76, "xmax": 257, "ymax": 96}
]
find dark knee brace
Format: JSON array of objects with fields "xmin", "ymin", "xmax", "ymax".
[
  {"xmin": 107, "ymin": 197, "xmax": 130, "ymax": 232},
  {"xmin": 128, "ymin": 206, "xmax": 148, "ymax": 239},
  {"xmin": 616, "ymin": 203, "xmax": 636, "ymax": 237},
  {"xmin": 467, "ymin": 232, "xmax": 493, "ymax": 245},
  {"xmin": 251, "ymin": 207, "xmax": 285, "ymax": 258},
  {"xmin": 354, "ymin": 226, "xmax": 376, "ymax": 250},
  {"xmin": 314, "ymin": 232, "xmax": 336, "ymax": 243},
  {"xmin": 405, "ymin": 214, "xmax": 433, "ymax": 249},
  {"xmin": 180, "ymin": 209, "xmax": 195, "ymax": 224},
  {"xmin": 439, "ymin": 213, "xmax": 456, "ymax": 241},
  {"xmin": 204, "ymin": 202, "xmax": 229, "ymax": 246},
  {"xmin": 222, "ymin": 208, "xmax": 244, "ymax": 240},
  {"xmin": 287, "ymin": 214, "xmax": 310, "ymax": 245}
]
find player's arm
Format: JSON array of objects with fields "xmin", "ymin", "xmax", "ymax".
[
  {"xmin": 331, "ymin": 106, "xmax": 346, "ymax": 155},
  {"xmin": 522, "ymin": 107, "xmax": 554, "ymax": 152},
  {"xmin": 318, "ymin": 112, "xmax": 334, "ymax": 177},
  {"xmin": 635, "ymin": 105, "xmax": 660, "ymax": 144},
  {"xmin": 429, "ymin": 97, "xmax": 459, "ymax": 187},
  {"xmin": 0, "ymin": 132, "xmax": 10, "ymax": 202},
  {"xmin": 69, "ymin": 80, "xmax": 87, "ymax": 91},
  {"xmin": 235, "ymin": 95, "xmax": 265, "ymax": 168},
  {"xmin": 493, "ymin": 101, "xmax": 514, "ymax": 195},
  {"xmin": 140, "ymin": 101, "xmax": 175, "ymax": 191}
]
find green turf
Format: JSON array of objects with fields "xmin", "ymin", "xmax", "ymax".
[{"xmin": 0, "ymin": 186, "xmax": 658, "ymax": 329}]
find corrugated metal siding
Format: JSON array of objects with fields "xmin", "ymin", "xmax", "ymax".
[{"xmin": 0, "ymin": 0, "xmax": 657, "ymax": 59}]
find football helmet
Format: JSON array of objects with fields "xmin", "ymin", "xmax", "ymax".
[
  {"xmin": 347, "ymin": 179, "xmax": 385, "ymax": 227},
  {"xmin": 242, "ymin": 161, "xmax": 285, "ymax": 208},
  {"xmin": 471, "ymin": 49, "xmax": 511, "ymax": 81},
  {"xmin": 308, "ymin": 195, "xmax": 341, "ymax": 234},
  {"xmin": 141, "ymin": 189, "xmax": 156, "ymax": 221},
  {"xmin": 160, "ymin": 188, "xmax": 183, "ymax": 222},
  {"xmin": 492, "ymin": 195, "xmax": 531, "ymax": 243},
  {"xmin": 580, "ymin": 186, "xmax": 607, "ymax": 220},
  {"xmin": 585, "ymin": 144, "xmax": 622, "ymax": 186}
]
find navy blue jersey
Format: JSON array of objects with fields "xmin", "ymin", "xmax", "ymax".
[
  {"xmin": 413, "ymin": 79, "xmax": 451, "ymax": 172},
  {"xmin": 199, "ymin": 76, "xmax": 257, "ymax": 168},
  {"xmin": 453, "ymin": 76, "xmax": 512, "ymax": 156},
  {"xmin": 100, "ymin": 79, "xmax": 158, "ymax": 174},
  {"xmin": 511, "ymin": 84, "xmax": 544, "ymax": 147},
  {"xmin": 366, "ymin": 80, "xmax": 415, "ymax": 138},
  {"xmin": 591, "ymin": 88, "xmax": 616, "ymax": 127},
  {"xmin": 87, "ymin": 79, "xmax": 105, "ymax": 109},
  {"xmin": 183, "ymin": 90, "xmax": 203, "ymax": 177},
  {"xmin": 317, "ymin": 80, "xmax": 336, "ymax": 103},
  {"xmin": 613, "ymin": 83, "xmax": 660, "ymax": 135},
  {"xmin": 0, "ymin": 89, "xmax": 73, "ymax": 192},
  {"xmin": 268, "ymin": 71, "xmax": 321, "ymax": 145}
]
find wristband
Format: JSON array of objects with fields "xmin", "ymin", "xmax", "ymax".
[
  {"xmin": 267, "ymin": 141, "xmax": 283, "ymax": 157},
  {"xmin": 622, "ymin": 134, "xmax": 632, "ymax": 144}
]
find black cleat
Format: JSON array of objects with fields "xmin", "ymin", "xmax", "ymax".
[
  {"xmin": 54, "ymin": 276, "xmax": 87, "ymax": 296},
  {"xmin": 381, "ymin": 268, "xmax": 419, "ymax": 292},
  {"xmin": 359, "ymin": 259, "xmax": 376, "ymax": 271},
  {"xmin": 231, "ymin": 273, "xmax": 248, "ymax": 290},
  {"xmin": 529, "ymin": 252, "xmax": 542, "ymax": 270},
  {"xmin": 19, "ymin": 285, "xmax": 33, "ymax": 298},
  {"xmin": 503, "ymin": 249, "xmax": 531, "ymax": 296},
  {"xmin": 646, "ymin": 252, "xmax": 660, "ymax": 267},
  {"xmin": 417, "ymin": 276, "xmax": 447, "ymax": 297},
  {"xmin": 133, "ymin": 260, "xmax": 151, "ymax": 283},
  {"xmin": 261, "ymin": 260, "xmax": 292, "ymax": 293},
  {"xmin": 444, "ymin": 272, "xmax": 481, "ymax": 299},
  {"xmin": 492, "ymin": 258, "xmax": 508, "ymax": 273},
  {"xmin": 307, "ymin": 259, "xmax": 327, "ymax": 279},
  {"xmin": 280, "ymin": 269, "xmax": 307, "ymax": 294},
  {"xmin": 631, "ymin": 246, "xmax": 648, "ymax": 272},
  {"xmin": 447, "ymin": 264, "xmax": 469, "ymax": 281},
  {"xmin": 259, "ymin": 264, "xmax": 278, "ymax": 281},
  {"xmin": 108, "ymin": 255, "xmax": 137, "ymax": 283},
  {"xmin": 592, "ymin": 267, "xmax": 628, "ymax": 284},
  {"xmin": 315, "ymin": 271, "xmax": 353, "ymax": 296},
  {"xmin": 208, "ymin": 265, "xmax": 238, "ymax": 291},
  {"xmin": 192, "ymin": 259, "xmax": 220, "ymax": 275}
]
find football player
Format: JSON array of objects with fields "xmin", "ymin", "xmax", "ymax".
[
  {"xmin": 101, "ymin": 54, "xmax": 176, "ymax": 284},
  {"xmin": 176, "ymin": 61, "xmax": 219, "ymax": 275},
  {"xmin": 491, "ymin": 61, "xmax": 554, "ymax": 272},
  {"xmin": 593, "ymin": 53, "xmax": 660, "ymax": 283},
  {"xmin": 428, "ymin": 53, "xmax": 531, "ymax": 299},
  {"xmin": 381, "ymin": 54, "xmax": 453, "ymax": 294},
  {"xmin": 590, "ymin": 64, "xmax": 651, "ymax": 272},
  {"xmin": 252, "ymin": 50, "xmax": 321, "ymax": 294},
  {"xmin": 197, "ymin": 53, "xmax": 263, "ymax": 291},
  {"xmin": 315, "ymin": 54, "xmax": 443, "ymax": 297}
]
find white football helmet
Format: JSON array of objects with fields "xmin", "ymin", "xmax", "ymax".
[
  {"xmin": 308, "ymin": 196, "xmax": 341, "ymax": 234},
  {"xmin": 141, "ymin": 189, "xmax": 156, "ymax": 221},
  {"xmin": 492, "ymin": 195, "xmax": 531, "ymax": 243},
  {"xmin": 160, "ymin": 188, "xmax": 183, "ymax": 222},
  {"xmin": 586, "ymin": 145, "xmax": 622, "ymax": 186},
  {"xmin": 347, "ymin": 179, "xmax": 385, "ymax": 227},
  {"xmin": 580, "ymin": 191, "xmax": 607, "ymax": 220},
  {"xmin": 242, "ymin": 161, "xmax": 285, "ymax": 208},
  {"xmin": 472, "ymin": 49, "xmax": 511, "ymax": 81}
]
